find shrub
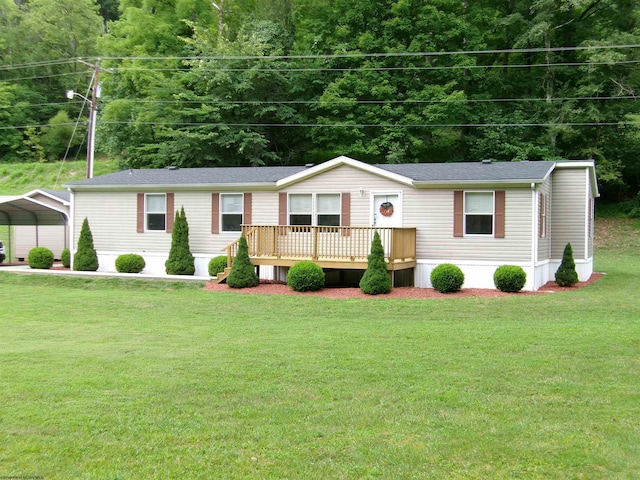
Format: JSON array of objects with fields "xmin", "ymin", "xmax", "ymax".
[
  {"xmin": 226, "ymin": 236, "xmax": 259, "ymax": 288},
  {"xmin": 431, "ymin": 263, "xmax": 464, "ymax": 293},
  {"xmin": 555, "ymin": 242, "xmax": 579, "ymax": 287},
  {"xmin": 288, "ymin": 261, "xmax": 325, "ymax": 292},
  {"xmin": 165, "ymin": 207, "xmax": 195, "ymax": 275},
  {"xmin": 60, "ymin": 248, "xmax": 70, "ymax": 268},
  {"xmin": 359, "ymin": 231, "xmax": 392, "ymax": 295},
  {"xmin": 74, "ymin": 217, "xmax": 99, "ymax": 271},
  {"xmin": 208, "ymin": 255, "xmax": 229, "ymax": 276},
  {"xmin": 28, "ymin": 247, "xmax": 54, "ymax": 269},
  {"xmin": 494, "ymin": 265, "xmax": 527, "ymax": 292},
  {"xmin": 116, "ymin": 254, "xmax": 146, "ymax": 273}
]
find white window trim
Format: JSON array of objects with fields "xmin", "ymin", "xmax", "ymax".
[
  {"xmin": 145, "ymin": 193, "xmax": 166, "ymax": 232},
  {"xmin": 463, "ymin": 191, "xmax": 495, "ymax": 236},
  {"xmin": 220, "ymin": 193, "xmax": 244, "ymax": 233},
  {"xmin": 288, "ymin": 193, "xmax": 342, "ymax": 227}
]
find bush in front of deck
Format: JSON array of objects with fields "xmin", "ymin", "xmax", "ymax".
[
  {"xmin": 28, "ymin": 247, "xmax": 54, "ymax": 269},
  {"xmin": 494, "ymin": 265, "xmax": 526, "ymax": 292},
  {"xmin": 208, "ymin": 255, "xmax": 229, "ymax": 277},
  {"xmin": 360, "ymin": 230, "xmax": 392, "ymax": 295},
  {"xmin": 287, "ymin": 261, "xmax": 325, "ymax": 292},
  {"xmin": 116, "ymin": 254, "xmax": 146, "ymax": 274},
  {"xmin": 226, "ymin": 236, "xmax": 259, "ymax": 288},
  {"xmin": 431, "ymin": 264, "xmax": 464, "ymax": 293}
]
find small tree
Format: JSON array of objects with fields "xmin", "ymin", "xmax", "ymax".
[
  {"xmin": 360, "ymin": 231, "xmax": 392, "ymax": 295},
  {"xmin": 226, "ymin": 236, "xmax": 259, "ymax": 288},
  {"xmin": 555, "ymin": 242, "xmax": 579, "ymax": 287},
  {"xmin": 165, "ymin": 207, "xmax": 195, "ymax": 275},
  {"xmin": 73, "ymin": 217, "xmax": 98, "ymax": 271}
]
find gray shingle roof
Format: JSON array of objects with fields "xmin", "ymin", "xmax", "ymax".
[
  {"xmin": 377, "ymin": 160, "xmax": 556, "ymax": 183},
  {"xmin": 67, "ymin": 160, "xmax": 557, "ymax": 189},
  {"xmin": 68, "ymin": 166, "xmax": 309, "ymax": 187}
]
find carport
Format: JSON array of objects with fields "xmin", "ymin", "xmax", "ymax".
[{"xmin": 0, "ymin": 190, "xmax": 70, "ymax": 262}]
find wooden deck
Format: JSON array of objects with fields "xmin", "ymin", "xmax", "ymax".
[{"xmin": 222, "ymin": 225, "xmax": 417, "ymax": 271}]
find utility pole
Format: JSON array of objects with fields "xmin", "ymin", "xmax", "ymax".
[{"xmin": 66, "ymin": 59, "xmax": 104, "ymax": 179}]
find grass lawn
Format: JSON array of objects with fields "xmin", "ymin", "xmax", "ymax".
[{"xmin": 1, "ymin": 220, "xmax": 639, "ymax": 479}]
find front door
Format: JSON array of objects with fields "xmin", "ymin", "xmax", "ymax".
[{"xmin": 372, "ymin": 193, "xmax": 402, "ymax": 228}]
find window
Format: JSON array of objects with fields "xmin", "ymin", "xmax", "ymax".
[
  {"xmin": 146, "ymin": 194, "xmax": 166, "ymax": 231},
  {"xmin": 221, "ymin": 193, "xmax": 243, "ymax": 232},
  {"xmin": 539, "ymin": 193, "xmax": 548, "ymax": 238},
  {"xmin": 289, "ymin": 194, "xmax": 313, "ymax": 226},
  {"xmin": 464, "ymin": 192, "xmax": 494, "ymax": 235},
  {"xmin": 316, "ymin": 194, "xmax": 341, "ymax": 227},
  {"xmin": 288, "ymin": 193, "xmax": 341, "ymax": 227}
]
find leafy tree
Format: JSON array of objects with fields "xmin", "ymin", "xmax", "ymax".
[
  {"xmin": 226, "ymin": 236, "xmax": 259, "ymax": 288},
  {"xmin": 359, "ymin": 230, "xmax": 392, "ymax": 295},
  {"xmin": 40, "ymin": 110, "xmax": 80, "ymax": 160},
  {"xmin": 74, "ymin": 217, "xmax": 99, "ymax": 271},
  {"xmin": 165, "ymin": 207, "xmax": 195, "ymax": 275}
]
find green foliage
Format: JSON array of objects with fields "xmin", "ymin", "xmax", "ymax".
[
  {"xmin": 494, "ymin": 265, "xmax": 527, "ymax": 293},
  {"xmin": 40, "ymin": 110, "xmax": 79, "ymax": 161},
  {"xmin": 60, "ymin": 248, "xmax": 70, "ymax": 268},
  {"xmin": 287, "ymin": 261, "xmax": 325, "ymax": 292},
  {"xmin": 28, "ymin": 247, "xmax": 54, "ymax": 269},
  {"xmin": 73, "ymin": 218, "xmax": 99, "ymax": 271},
  {"xmin": 226, "ymin": 236, "xmax": 259, "ymax": 288},
  {"xmin": 359, "ymin": 231, "xmax": 392, "ymax": 295},
  {"xmin": 619, "ymin": 193, "xmax": 640, "ymax": 218},
  {"xmin": 555, "ymin": 243, "xmax": 579, "ymax": 287},
  {"xmin": 208, "ymin": 255, "xmax": 230, "ymax": 277},
  {"xmin": 165, "ymin": 207, "xmax": 195, "ymax": 275},
  {"xmin": 115, "ymin": 254, "xmax": 146, "ymax": 274},
  {"xmin": 430, "ymin": 264, "xmax": 464, "ymax": 293}
]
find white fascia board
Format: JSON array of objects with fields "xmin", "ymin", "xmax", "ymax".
[
  {"xmin": 276, "ymin": 155, "xmax": 415, "ymax": 188},
  {"xmin": 412, "ymin": 179, "xmax": 544, "ymax": 189}
]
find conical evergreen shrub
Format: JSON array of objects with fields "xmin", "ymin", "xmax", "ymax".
[
  {"xmin": 227, "ymin": 236, "xmax": 259, "ymax": 288},
  {"xmin": 359, "ymin": 231, "xmax": 392, "ymax": 295},
  {"xmin": 555, "ymin": 242, "xmax": 579, "ymax": 287},
  {"xmin": 165, "ymin": 207, "xmax": 195, "ymax": 275},
  {"xmin": 73, "ymin": 217, "xmax": 99, "ymax": 271}
]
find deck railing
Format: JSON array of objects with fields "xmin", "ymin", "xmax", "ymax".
[{"xmin": 223, "ymin": 225, "xmax": 416, "ymax": 268}]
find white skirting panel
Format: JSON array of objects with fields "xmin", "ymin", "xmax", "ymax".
[
  {"xmin": 91, "ymin": 251, "xmax": 273, "ymax": 280},
  {"xmin": 415, "ymin": 257, "xmax": 594, "ymax": 291}
]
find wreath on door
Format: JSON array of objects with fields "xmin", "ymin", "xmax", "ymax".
[{"xmin": 379, "ymin": 201, "xmax": 394, "ymax": 217}]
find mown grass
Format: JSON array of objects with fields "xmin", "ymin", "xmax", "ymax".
[{"xmin": 0, "ymin": 221, "xmax": 639, "ymax": 479}]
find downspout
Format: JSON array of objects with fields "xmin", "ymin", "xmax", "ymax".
[
  {"xmin": 69, "ymin": 190, "xmax": 75, "ymax": 270},
  {"xmin": 531, "ymin": 183, "xmax": 538, "ymax": 289}
]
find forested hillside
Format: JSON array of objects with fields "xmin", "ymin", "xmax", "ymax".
[{"xmin": 1, "ymin": 0, "xmax": 639, "ymax": 200}]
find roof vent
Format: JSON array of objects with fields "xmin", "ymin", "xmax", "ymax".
[
  {"xmin": 166, "ymin": 165, "xmax": 179, "ymax": 170},
  {"xmin": 481, "ymin": 159, "xmax": 493, "ymax": 164},
  {"xmin": 305, "ymin": 163, "xmax": 315, "ymax": 168}
]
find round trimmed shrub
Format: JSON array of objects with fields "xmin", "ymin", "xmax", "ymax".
[
  {"xmin": 60, "ymin": 248, "xmax": 71, "ymax": 268},
  {"xmin": 287, "ymin": 261, "xmax": 325, "ymax": 292},
  {"xmin": 208, "ymin": 255, "xmax": 229, "ymax": 276},
  {"xmin": 494, "ymin": 265, "xmax": 527, "ymax": 292},
  {"xmin": 430, "ymin": 263, "xmax": 465, "ymax": 293},
  {"xmin": 28, "ymin": 247, "xmax": 54, "ymax": 269},
  {"xmin": 115, "ymin": 253, "xmax": 146, "ymax": 273}
]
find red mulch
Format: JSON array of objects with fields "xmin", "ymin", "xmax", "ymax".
[{"xmin": 204, "ymin": 273, "xmax": 604, "ymax": 299}]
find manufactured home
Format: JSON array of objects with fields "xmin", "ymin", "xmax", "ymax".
[{"xmin": 67, "ymin": 156, "xmax": 598, "ymax": 290}]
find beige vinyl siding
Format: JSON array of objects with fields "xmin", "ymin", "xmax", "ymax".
[
  {"xmin": 13, "ymin": 225, "xmax": 68, "ymax": 260},
  {"xmin": 410, "ymin": 188, "xmax": 533, "ymax": 262},
  {"xmin": 283, "ymin": 165, "xmax": 408, "ymax": 226},
  {"xmin": 551, "ymin": 168, "xmax": 587, "ymax": 259},
  {"xmin": 537, "ymin": 176, "xmax": 552, "ymax": 261}
]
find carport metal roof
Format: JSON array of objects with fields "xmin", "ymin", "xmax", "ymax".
[{"xmin": 0, "ymin": 191, "xmax": 69, "ymax": 226}]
